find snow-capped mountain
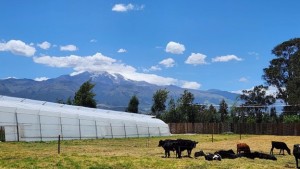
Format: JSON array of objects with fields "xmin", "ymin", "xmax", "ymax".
[{"xmin": 0, "ymin": 72, "xmax": 239, "ymax": 112}]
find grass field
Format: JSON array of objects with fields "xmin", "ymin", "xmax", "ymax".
[{"xmin": 0, "ymin": 134, "xmax": 299, "ymax": 169}]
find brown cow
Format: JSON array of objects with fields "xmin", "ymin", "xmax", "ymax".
[{"xmin": 237, "ymin": 143, "xmax": 251, "ymax": 154}]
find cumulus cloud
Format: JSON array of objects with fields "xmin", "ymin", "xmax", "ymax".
[
  {"xmin": 60, "ymin": 44, "xmax": 78, "ymax": 51},
  {"xmin": 165, "ymin": 41, "xmax": 185, "ymax": 54},
  {"xmin": 37, "ymin": 41, "xmax": 51, "ymax": 50},
  {"xmin": 181, "ymin": 81, "xmax": 201, "ymax": 90},
  {"xmin": 117, "ymin": 48, "xmax": 127, "ymax": 53},
  {"xmin": 112, "ymin": 3, "xmax": 144, "ymax": 12},
  {"xmin": 34, "ymin": 77, "xmax": 49, "ymax": 81},
  {"xmin": 212, "ymin": 55, "xmax": 242, "ymax": 62},
  {"xmin": 185, "ymin": 53, "xmax": 208, "ymax": 65},
  {"xmin": 159, "ymin": 58, "xmax": 175, "ymax": 68},
  {"xmin": 33, "ymin": 52, "xmax": 200, "ymax": 89},
  {"xmin": 0, "ymin": 40, "xmax": 36, "ymax": 57}
]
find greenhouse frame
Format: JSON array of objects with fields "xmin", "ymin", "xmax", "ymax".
[{"xmin": 0, "ymin": 96, "xmax": 170, "ymax": 142}]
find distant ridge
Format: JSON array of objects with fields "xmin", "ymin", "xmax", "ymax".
[{"xmin": 0, "ymin": 72, "xmax": 239, "ymax": 113}]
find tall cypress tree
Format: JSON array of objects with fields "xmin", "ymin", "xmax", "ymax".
[
  {"xmin": 73, "ymin": 80, "xmax": 97, "ymax": 108},
  {"xmin": 126, "ymin": 95, "xmax": 139, "ymax": 113}
]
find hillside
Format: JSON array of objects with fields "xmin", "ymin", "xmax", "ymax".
[{"xmin": 0, "ymin": 72, "xmax": 239, "ymax": 112}]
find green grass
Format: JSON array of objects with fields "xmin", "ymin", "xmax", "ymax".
[{"xmin": 0, "ymin": 134, "xmax": 298, "ymax": 168}]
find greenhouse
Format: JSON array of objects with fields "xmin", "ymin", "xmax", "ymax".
[{"xmin": 0, "ymin": 95, "xmax": 170, "ymax": 142}]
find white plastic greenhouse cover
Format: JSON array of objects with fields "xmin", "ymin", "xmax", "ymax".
[{"xmin": 0, "ymin": 95, "xmax": 170, "ymax": 141}]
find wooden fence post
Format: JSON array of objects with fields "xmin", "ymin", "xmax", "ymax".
[{"xmin": 58, "ymin": 135, "xmax": 61, "ymax": 154}]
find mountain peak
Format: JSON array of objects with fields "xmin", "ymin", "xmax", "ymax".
[{"xmin": 0, "ymin": 72, "xmax": 239, "ymax": 113}]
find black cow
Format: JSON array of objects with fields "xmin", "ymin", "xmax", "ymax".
[
  {"xmin": 270, "ymin": 141, "xmax": 291, "ymax": 155},
  {"xmin": 255, "ymin": 152, "xmax": 277, "ymax": 161},
  {"xmin": 293, "ymin": 144, "xmax": 300, "ymax": 169},
  {"xmin": 158, "ymin": 139, "xmax": 198, "ymax": 158},
  {"xmin": 175, "ymin": 139, "xmax": 198, "ymax": 158},
  {"xmin": 194, "ymin": 150, "xmax": 206, "ymax": 158},
  {"xmin": 238, "ymin": 152, "xmax": 277, "ymax": 160},
  {"xmin": 158, "ymin": 139, "xmax": 176, "ymax": 158},
  {"xmin": 215, "ymin": 149, "xmax": 238, "ymax": 159},
  {"xmin": 204, "ymin": 153, "xmax": 222, "ymax": 161}
]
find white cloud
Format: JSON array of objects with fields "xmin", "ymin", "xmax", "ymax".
[
  {"xmin": 149, "ymin": 66, "xmax": 161, "ymax": 71},
  {"xmin": 34, "ymin": 77, "xmax": 49, "ymax": 81},
  {"xmin": 60, "ymin": 44, "xmax": 78, "ymax": 51},
  {"xmin": 165, "ymin": 41, "xmax": 185, "ymax": 54},
  {"xmin": 231, "ymin": 85, "xmax": 280, "ymax": 96},
  {"xmin": 0, "ymin": 40, "xmax": 36, "ymax": 57},
  {"xmin": 239, "ymin": 77, "xmax": 248, "ymax": 83},
  {"xmin": 181, "ymin": 81, "xmax": 201, "ymax": 89},
  {"xmin": 212, "ymin": 55, "xmax": 242, "ymax": 62},
  {"xmin": 90, "ymin": 39, "xmax": 97, "ymax": 43},
  {"xmin": 37, "ymin": 41, "xmax": 51, "ymax": 50},
  {"xmin": 248, "ymin": 51, "xmax": 259, "ymax": 56},
  {"xmin": 117, "ymin": 48, "xmax": 127, "ymax": 53},
  {"xmin": 185, "ymin": 53, "xmax": 208, "ymax": 65},
  {"xmin": 112, "ymin": 3, "xmax": 144, "ymax": 12},
  {"xmin": 33, "ymin": 52, "xmax": 200, "ymax": 88},
  {"xmin": 159, "ymin": 58, "xmax": 175, "ymax": 68}
]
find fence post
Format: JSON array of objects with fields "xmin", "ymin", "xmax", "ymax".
[
  {"xmin": 110, "ymin": 123, "xmax": 113, "ymax": 138},
  {"xmin": 148, "ymin": 126, "xmax": 150, "ymax": 137},
  {"xmin": 38, "ymin": 114, "xmax": 42, "ymax": 142},
  {"xmin": 95, "ymin": 121, "xmax": 98, "ymax": 139},
  {"xmin": 79, "ymin": 119, "xmax": 81, "ymax": 140},
  {"xmin": 158, "ymin": 127, "xmax": 161, "ymax": 136},
  {"xmin": 14, "ymin": 109, "xmax": 19, "ymax": 142},
  {"xmin": 136, "ymin": 124, "xmax": 139, "ymax": 138},
  {"xmin": 60, "ymin": 116, "xmax": 63, "ymax": 140},
  {"xmin": 58, "ymin": 135, "xmax": 61, "ymax": 154},
  {"xmin": 123, "ymin": 123, "xmax": 127, "ymax": 138},
  {"xmin": 0, "ymin": 126, "xmax": 5, "ymax": 142}
]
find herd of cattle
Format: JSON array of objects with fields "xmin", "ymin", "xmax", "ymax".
[{"xmin": 158, "ymin": 139, "xmax": 300, "ymax": 168}]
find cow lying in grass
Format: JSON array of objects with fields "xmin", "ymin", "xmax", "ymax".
[
  {"xmin": 194, "ymin": 150, "xmax": 221, "ymax": 161},
  {"xmin": 195, "ymin": 149, "xmax": 276, "ymax": 161},
  {"xmin": 239, "ymin": 152, "xmax": 277, "ymax": 160},
  {"xmin": 270, "ymin": 141, "xmax": 291, "ymax": 155},
  {"xmin": 215, "ymin": 149, "xmax": 238, "ymax": 159},
  {"xmin": 158, "ymin": 139, "xmax": 198, "ymax": 158},
  {"xmin": 293, "ymin": 144, "xmax": 300, "ymax": 169}
]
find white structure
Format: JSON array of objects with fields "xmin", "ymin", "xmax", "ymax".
[{"xmin": 0, "ymin": 96, "xmax": 170, "ymax": 141}]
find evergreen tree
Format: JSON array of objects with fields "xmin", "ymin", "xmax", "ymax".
[
  {"xmin": 219, "ymin": 99, "xmax": 228, "ymax": 122},
  {"xmin": 208, "ymin": 104, "xmax": 218, "ymax": 123},
  {"xmin": 177, "ymin": 90, "xmax": 195, "ymax": 122},
  {"xmin": 239, "ymin": 85, "xmax": 275, "ymax": 123},
  {"xmin": 163, "ymin": 97, "xmax": 182, "ymax": 122},
  {"xmin": 126, "ymin": 95, "xmax": 139, "ymax": 113},
  {"xmin": 73, "ymin": 80, "xmax": 97, "ymax": 108},
  {"xmin": 151, "ymin": 89, "xmax": 169, "ymax": 117}
]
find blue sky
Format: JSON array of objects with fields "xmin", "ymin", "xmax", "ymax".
[{"xmin": 1, "ymin": 1, "xmax": 300, "ymax": 92}]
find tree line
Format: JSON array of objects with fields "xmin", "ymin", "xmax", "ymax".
[{"xmin": 60, "ymin": 38, "xmax": 300, "ymax": 124}]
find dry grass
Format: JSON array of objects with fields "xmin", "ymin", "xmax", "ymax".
[{"xmin": 0, "ymin": 134, "xmax": 299, "ymax": 169}]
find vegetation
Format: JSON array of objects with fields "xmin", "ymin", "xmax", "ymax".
[
  {"xmin": 151, "ymin": 89, "xmax": 169, "ymax": 118},
  {"xmin": 263, "ymin": 38, "xmax": 300, "ymax": 115},
  {"xmin": 126, "ymin": 95, "xmax": 139, "ymax": 113},
  {"xmin": 73, "ymin": 80, "xmax": 97, "ymax": 108},
  {"xmin": 0, "ymin": 135, "xmax": 298, "ymax": 169},
  {"xmin": 239, "ymin": 85, "xmax": 276, "ymax": 123}
]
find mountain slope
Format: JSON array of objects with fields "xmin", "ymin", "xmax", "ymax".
[{"xmin": 0, "ymin": 72, "xmax": 239, "ymax": 112}]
